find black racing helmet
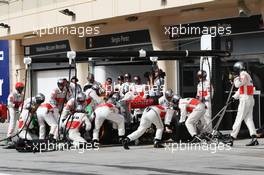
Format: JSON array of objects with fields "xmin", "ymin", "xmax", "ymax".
[
  {"xmin": 233, "ymin": 61, "xmax": 246, "ymax": 74},
  {"xmin": 165, "ymin": 89, "xmax": 174, "ymax": 99},
  {"xmin": 124, "ymin": 73, "xmax": 131, "ymax": 80},
  {"xmin": 133, "ymin": 76, "xmax": 141, "ymax": 84},
  {"xmin": 106, "ymin": 77, "xmax": 112, "ymax": 84},
  {"xmin": 112, "ymin": 93, "xmax": 120, "ymax": 101},
  {"xmin": 118, "ymin": 75, "xmax": 124, "ymax": 81},
  {"xmin": 91, "ymin": 84, "xmax": 100, "ymax": 91},
  {"xmin": 35, "ymin": 93, "xmax": 45, "ymax": 104},
  {"xmin": 57, "ymin": 79, "xmax": 65, "ymax": 90},
  {"xmin": 197, "ymin": 70, "xmax": 207, "ymax": 80},
  {"xmin": 171, "ymin": 94, "xmax": 181, "ymax": 105},
  {"xmin": 77, "ymin": 92, "xmax": 86, "ymax": 103},
  {"xmin": 71, "ymin": 76, "xmax": 79, "ymax": 82}
]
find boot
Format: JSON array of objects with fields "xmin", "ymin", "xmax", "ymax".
[
  {"xmin": 118, "ymin": 136, "xmax": 126, "ymax": 143},
  {"xmin": 223, "ymin": 135, "xmax": 234, "ymax": 147},
  {"xmin": 154, "ymin": 139, "xmax": 164, "ymax": 148},
  {"xmin": 5, "ymin": 137, "xmax": 12, "ymax": 145},
  {"xmin": 3, "ymin": 138, "xmax": 15, "ymax": 149},
  {"xmin": 246, "ymin": 135, "xmax": 259, "ymax": 146},
  {"xmin": 122, "ymin": 137, "xmax": 130, "ymax": 150},
  {"xmin": 92, "ymin": 139, "xmax": 99, "ymax": 148},
  {"xmin": 47, "ymin": 134, "xmax": 56, "ymax": 143}
]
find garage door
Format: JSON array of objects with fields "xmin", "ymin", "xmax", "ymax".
[{"xmin": 35, "ymin": 69, "xmax": 74, "ymax": 102}]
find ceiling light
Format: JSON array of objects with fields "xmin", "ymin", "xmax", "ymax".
[
  {"xmin": 180, "ymin": 7, "xmax": 205, "ymax": 13},
  {"xmin": 59, "ymin": 9, "xmax": 75, "ymax": 17},
  {"xmin": 23, "ymin": 34, "xmax": 38, "ymax": 39},
  {"xmin": 0, "ymin": 23, "xmax": 10, "ymax": 29},
  {"xmin": 125, "ymin": 16, "xmax": 138, "ymax": 22}
]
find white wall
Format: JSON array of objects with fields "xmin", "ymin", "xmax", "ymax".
[
  {"xmin": 35, "ymin": 69, "xmax": 73, "ymax": 102},
  {"xmin": 94, "ymin": 66, "xmax": 106, "ymax": 83},
  {"xmin": 94, "ymin": 64, "xmax": 152, "ymax": 84}
]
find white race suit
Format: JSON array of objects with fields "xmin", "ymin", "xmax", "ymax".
[
  {"xmin": 230, "ymin": 71, "xmax": 257, "ymax": 138},
  {"xmin": 92, "ymin": 103, "xmax": 125, "ymax": 141},
  {"xmin": 36, "ymin": 103, "xmax": 59, "ymax": 139},
  {"xmin": 196, "ymin": 80, "xmax": 214, "ymax": 133},
  {"xmin": 178, "ymin": 98, "xmax": 206, "ymax": 137},
  {"xmin": 18, "ymin": 98, "xmax": 40, "ymax": 140},
  {"xmin": 158, "ymin": 96, "xmax": 175, "ymax": 126},
  {"xmin": 66, "ymin": 112, "xmax": 92, "ymax": 146},
  {"xmin": 127, "ymin": 105, "xmax": 165, "ymax": 141},
  {"xmin": 7, "ymin": 90, "xmax": 23, "ymax": 137}
]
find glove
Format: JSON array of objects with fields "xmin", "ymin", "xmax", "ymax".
[
  {"xmin": 83, "ymin": 131, "xmax": 91, "ymax": 141},
  {"xmin": 25, "ymin": 103, "xmax": 32, "ymax": 110},
  {"xmin": 230, "ymin": 97, "xmax": 237, "ymax": 103},
  {"xmin": 178, "ymin": 121, "xmax": 185, "ymax": 126}
]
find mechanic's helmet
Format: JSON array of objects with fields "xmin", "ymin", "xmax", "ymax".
[
  {"xmin": 99, "ymin": 88, "xmax": 106, "ymax": 95},
  {"xmin": 71, "ymin": 76, "xmax": 78, "ymax": 82},
  {"xmin": 57, "ymin": 78, "xmax": 65, "ymax": 90},
  {"xmin": 77, "ymin": 92, "xmax": 86, "ymax": 103},
  {"xmin": 92, "ymin": 84, "xmax": 104, "ymax": 95},
  {"xmin": 197, "ymin": 70, "xmax": 207, "ymax": 80},
  {"xmin": 171, "ymin": 94, "xmax": 181, "ymax": 105},
  {"xmin": 124, "ymin": 73, "xmax": 131, "ymax": 81},
  {"xmin": 112, "ymin": 92, "xmax": 120, "ymax": 101},
  {"xmin": 91, "ymin": 84, "xmax": 100, "ymax": 91},
  {"xmin": 83, "ymin": 84, "xmax": 93, "ymax": 92},
  {"xmin": 118, "ymin": 75, "xmax": 124, "ymax": 81},
  {"xmin": 133, "ymin": 76, "xmax": 141, "ymax": 84},
  {"xmin": 75, "ymin": 104, "xmax": 84, "ymax": 113},
  {"xmin": 106, "ymin": 77, "xmax": 112, "ymax": 84},
  {"xmin": 35, "ymin": 93, "xmax": 45, "ymax": 104},
  {"xmin": 15, "ymin": 82, "xmax": 24, "ymax": 93},
  {"xmin": 165, "ymin": 89, "xmax": 174, "ymax": 100},
  {"xmin": 233, "ymin": 61, "xmax": 246, "ymax": 74}
]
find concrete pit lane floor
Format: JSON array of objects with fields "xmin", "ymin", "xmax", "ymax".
[{"xmin": 1, "ymin": 123, "xmax": 264, "ymax": 175}]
